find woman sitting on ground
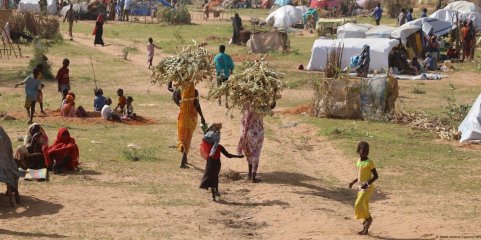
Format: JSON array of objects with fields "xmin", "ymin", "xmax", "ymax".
[
  {"xmin": 45, "ymin": 128, "xmax": 79, "ymax": 174},
  {"xmin": 15, "ymin": 123, "xmax": 49, "ymax": 169},
  {"xmin": 61, "ymin": 92, "xmax": 87, "ymax": 117}
]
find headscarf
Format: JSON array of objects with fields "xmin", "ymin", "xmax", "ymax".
[
  {"xmin": 62, "ymin": 92, "xmax": 76, "ymax": 117},
  {"xmin": 44, "ymin": 128, "xmax": 79, "ymax": 170}
]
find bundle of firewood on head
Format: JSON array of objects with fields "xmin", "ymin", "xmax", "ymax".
[
  {"xmin": 209, "ymin": 57, "xmax": 285, "ymax": 116},
  {"xmin": 151, "ymin": 40, "xmax": 214, "ymax": 89}
]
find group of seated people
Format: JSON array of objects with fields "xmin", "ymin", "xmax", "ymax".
[
  {"xmin": 388, "ymin": 45, "xmax": 440, "ymax": 75},
  {"xmin": 15, "ymin": 124, "xmax": 79, "ymax": 174},
  {"xmin": 60, "ymin": 88, "xmax": 135, "ymax": 121}
]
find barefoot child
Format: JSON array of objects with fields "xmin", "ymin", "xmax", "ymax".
[
  {"xmin": 37, "ymin": 83, "xmax": 46, "ymax": 115},
  {"xmin": 15, "ymin": 68, "xmax": 42, "ymax": 124},
  {"xmin": 101, "ymin": 98, "xmax": 121, "ymax": 121},
  {"xmin": 114, "ymin": 88, "xmax": 126, "ymax": 112},
  {"xmin": 349, "ymin": 141, "xmax": 379, "ymax": 235},
  {"xmin": 56, "ymin": 59, "xmax": 71, "ymax": 95},
  {"xmin": 199, "ymin": 123, "xmax": 244, "ymax": 201},
  {"xmin": 122, "ymin": 96, "xmax": 135, "ymax": 120},
  {"xmin": 147, "ymin": 37, "xmax": 160, "ymax": 69}
]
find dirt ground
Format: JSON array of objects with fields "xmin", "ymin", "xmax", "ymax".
[{"xmin": 1, "ymin": 19, "xmax": 480, "ymax": 240}]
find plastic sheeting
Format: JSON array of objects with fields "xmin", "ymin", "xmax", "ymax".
[
  {"xmin": 337, "ymin": 23, "xmax": 373, "ymax": 38},
  {"xmin": 365, "ymin": 25, "xmax": 396, "ymax": 39},
  {"xmin": 61, "ymin": 3, "xmax": 89, "ymax": 17},
  {"xmin": 18, "ymin": 0, "xmax": 58, "ymax": 15},
  {"xmin": 431, "ymin": 8, "xmax": 481, "ymax": 28},
  {"xmin": 445, "ymin": 1, "xmax": 481, "ymax": 15},
  {"xmin": 458, "ymin": 93, "xmax": 481, "ymax": 142},
  {"xmin": 266, "ymin": 5, "xmax": 304, "ymax": 30},
  {"xmin": 391, "ymin": 25, "xmax": 421, "ymax": 46},
  {"xmin": 306, "ymin": 38, "xmax": 399, "ymax": 71},
  {"xmin": 246, "ymin": 31, "xmax": 288, "ymax": 53},
  {"xmin": 403, "ymin": 17, "xmax": 453, "ymax": 36}
]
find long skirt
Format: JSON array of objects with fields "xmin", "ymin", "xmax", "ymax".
[
  {"xmin": 354, "ymin": 185, "xmax": 375, "ymax": 220},
  {"xmin": 199, "ymin": 159, "xmax": 221, "ymax": 190},
  {"xmin": 237, "ymin": 107, "xmax": 264, "ymax": 175},
  {"xmin": 94, "ymin": 24, "xmax": 104, "ymax": 45}
]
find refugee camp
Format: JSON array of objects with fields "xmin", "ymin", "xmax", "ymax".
[{"xmin": 1, "ymin": 0, "xmax": 481, "ymax": 238}]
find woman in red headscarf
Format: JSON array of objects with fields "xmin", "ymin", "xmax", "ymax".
[
  {"xmin": 92, "ymin": 13, "xmax": 105, "ymax": 47},
  {"xmin": 44, "ymin": 128, "xmax": 79, "ymax": 173}
]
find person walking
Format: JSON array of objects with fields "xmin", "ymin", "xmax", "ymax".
[
  {"xmin": 214, "ymin": 45, "xmax": 234, "ymax": 108},
  {"xmin": 63, "ymin": 4, "xmax": 78, "ymax": 40},
  {"xmin": 372, "ymin": 3, "xmax": 382, "ymax": 26}
]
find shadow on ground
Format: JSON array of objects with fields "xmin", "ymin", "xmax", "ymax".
[
  {"xmin": 0, "ymin": 229, "xmax": 68, "ymax": 238},
  {"xmin": 261, "ymin": 171, "xmax": 389, "ymax": 204},
  {"xmin": 0, "ymin": 195, "xmax": 63, "ymax": 219}
]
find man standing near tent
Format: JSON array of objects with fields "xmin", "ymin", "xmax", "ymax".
[
  {"xmin": 406, "ymin": 8, "xmax": 413, "ymax": 22},
  {"xmin": 63, "ymin": 4, "xmax": 78, "ymax": 41},
  {"xmin": 398, "ymin": 9, "xmax": 406, "ymax": 26},
  {"xmin": 123, "ymin": 0, "xmax": 132, "ymax": 21},
  {"xmin": 214, "ymin": 45, "xmax": 234, "ymax": 108},
  {"xmin": 372, "ymin": 3, "xmax": 382, "ymax": 26}
]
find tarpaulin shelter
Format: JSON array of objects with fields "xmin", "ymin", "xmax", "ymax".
[
  {"xmin": 445, "ymin": 1, "xmax": 481, "ymax": 14},
  {"xmin": 307, "ymin": 38, "xmax": 399, "ymax": 71},
  {"xmin": 309, "ymin": 0, "xmax": 341, "ymax": 9},
  {"xmin": 458, "ymin": 93, "xmax": 481, "ymax": 143},
  {"xmin": 431, "ymin": 5, "xmax": 481, "ymax": 28},
  {"xmin": 403, "ymin": 17, "xmax": 453, "ymax": 36},
  {"xmin": 18, "ymin": 0, "xmax": 57, "ymax": 15},
  {"xmin": 266, "ymin": 5, "xmax": 304, "ymax": 30},
  {"xmin": 61, "ymin": 3, "xmax": 89, "ymax": 17},
  {"xmin": 336, "ymin": 23, "xmax": 373, "ymax": 38},
  {"xmin": 246, "ymin": 30, "xmax": 289, "ymax": 53},
  {"xmin": 365, "ymin": 25, "xmax": 395, "ymax": 38}
]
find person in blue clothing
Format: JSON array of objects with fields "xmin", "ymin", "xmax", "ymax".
[
  {"xmin": 15, "ymin": 68, "xmax": 42, "ymax": 124},
  {"xmin": 421, "ymin": 8, "xmax": 427, "ymax": 18},
  {"xmin": 93, "ymin": 88, "xmax": 107, "ymax": 111},
  {"xmin": 406, "ymin": 8, "xmax": 413, "ymax": 22},
  {"xmin": 214, "ymin": 45, "xmax": 234, "ymax": 108},
  {"xmin": 372, "ymin": 3, "xmax": 382, "ymax": 25}
]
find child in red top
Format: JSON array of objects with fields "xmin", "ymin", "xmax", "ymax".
[{"xmin": 56, "ymin": 59, "xmax": 70, "ymax": 94}]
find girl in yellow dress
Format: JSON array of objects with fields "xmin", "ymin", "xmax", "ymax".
[{"xmin": 349, "ymin": 141, "xmax": 379, "ymax": 235}]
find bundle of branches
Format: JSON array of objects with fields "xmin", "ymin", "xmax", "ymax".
[
  {"xmin": 10, "ymin": 12, "xmax": 60, "ymax": 40},
  {"xmin": 391, "ymin": 109, "xmax": 460, "ymax": 140},
  {"xmin": 209, "ymin": 58, "xmax": 285, "ymax": 116},
  {"xmin": 325, "ymin": 43, "xmax": 344, "ymax": 79},
  {"xmin": 157, "ymin": 5, "xmax": 191, "ymax": 25},
  {"xmin": 28, "ymin": 38, "xmax": 54, "ymax": 80},
  {"xmin": 151, "ymin": 41, "xmax": 213, "ymax": 87}
]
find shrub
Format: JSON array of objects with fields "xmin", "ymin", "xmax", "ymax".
[
  {"xmin": 157, "ymin": 5, "xmax": 191, "ymax": 25},
  {"xmin": 28, "ymin": 38, "xmax": 54, "ymax": 80}
]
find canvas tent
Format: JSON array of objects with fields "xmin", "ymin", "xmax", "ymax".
[
  {"xmin": 458, "ymin": 94, "xmax": 481, "ymax": 143},
  {"xmin": 306, "ymin": 38, "xmax": 399, "ymax": 71},
  {"xmin": 337, "ymin": 23, "xmax": 373, "ymax": 38},
  {"xmin": 391, "ymin": 25, "xmax": 422, "ymax": 45},
  {"xmin": 246, "ymin": 31, "xmax": 289, "ymax": 53},
  {"xmin": 61, "ymin": 3, "xmax": 89, "ymax": 18},
  {"xmin": 431, "ymin": 6, "xmax": 481, "ymax": 28},
  {"xmin": 18, "ymin": 0, "xmax": 57, "ymax": 15},
  {"xmin": 445, "ymin": 1, "xmax": 481, "ymax": 15},
  {"xmin": 404, "ymin": 17, "xmax": 453, "ymax": 36},
  {"xmin": 266, "ymin": 5, "xmax": 304, "ymax": 30},
  {"xmin": 365, "ymin": 25, "xmax": 396, "ymax": 39}
]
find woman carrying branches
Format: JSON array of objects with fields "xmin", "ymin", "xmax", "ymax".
[
  {"xmin": 209, "ymin": 60, "xmax": 284, "ymax": 182},
  {"xmin": 169, "ymin": 81, "xmax": 206, "ymax": 168}
]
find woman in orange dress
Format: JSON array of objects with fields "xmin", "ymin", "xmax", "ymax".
[{"xmin": 169, "ymin": 81, "xmax": 206, "ymax": 168}]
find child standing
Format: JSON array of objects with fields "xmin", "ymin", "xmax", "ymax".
[
  {"xmin": 15, "ymin": 68, "xmax": 42, "ymax": 124},
  {"xmin": 93, "ymin": 88, "xmax": 107, "ymax": 111},
  {"xmin": 114, "ymin": 88, "xmax": 126, "ymax": 112},
  {"xmin": 37, "ymin": 83, "xmax": 46, "ymax": 115},
  {"xmin": 349, "ymin": 141, "xmax": 379, "ymax": 235},
  {"xmin": 56, "ymin": 59, "xmax": 71, "ymax": 94},
  {"xmin": 199, "ymin": 123, "xmax": 244, "ymax": 201},
  {"xmin": 147, "ymin": 37, "xmax": 160, "ymax": 69}
]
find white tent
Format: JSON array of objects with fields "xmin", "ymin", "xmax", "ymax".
[
  {"xmin": 458, "ymin": 94, "xmax": 481, "ymax": 143},
  {"xmin": 61, "ymin": 3, "xmax": 89, "ymax": 17},
  {"xmin": 337, "ymin": 23, "xmax": 373, "ymax": 39},
  {"xmin": 306, "ymin": 38, "xmax": 399, "ymax": 72},
  {"xmin": 404, "ymin": 17, "xmax": 453, "ymax": 36},
  {"xmin": 391, "ymin": 25, "xmax": 422, "ymax": 46},
  {"xmin": 18, "ymin": 0, "xmax": 57, "ymax": 15},
  {"xmin": 445, "ymin": 1, "xmax": 481, "ymax": 15},
  {"xmin": 365, "ymin": 25, "xmax": 396, "ymax": 39},
  {"xmin": 266, "ymin": 6, "xmax": 304, "ymax": 30},
  {"xmin": 430, "ymin": 8, "xmax": 481, "ymax": 28}
]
